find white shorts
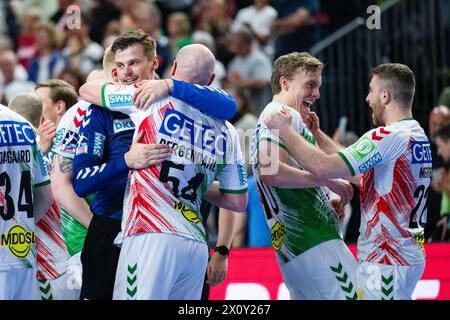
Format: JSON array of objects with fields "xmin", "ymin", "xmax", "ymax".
[
  {"xmin": 280, "ymin": 239, "xmax": 360, "ymax": 300},
  {"xmin": 113, "ymin": 233, "xmax": 208, "ymax": 300},
  {"xmin": 357, "ymin": 261, "xmax": 425, "ymax": 300},
  {"xmin": 37, "ymin": 253, "xmax": 83, "ymax": 300},
  {"xmin": 0, "ymin": 268, "xmax": 39, "ymax": 300}
]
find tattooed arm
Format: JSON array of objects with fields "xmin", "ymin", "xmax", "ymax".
[{"xmin": 50, "ymin": 154, "xmax": 93, "ymax": 228}]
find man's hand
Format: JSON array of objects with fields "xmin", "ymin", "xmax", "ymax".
[
  {"xmin": 133, "ymin": 79, "xmax": 173, "ymax": 110},
  {"xmin": 206, "ymin": 252, "xmax": 228, "ymax": 287},
  {"xmin": 124, "ymin": 131, "xmax": 171, "ymax": 169},
  {"xmin": 326, "ymin": 178, "xmax": 353, "ymax": 205},
  {"xmin": 303, "ymin": 111, "xmax": 320, "ymax": 136},
  {"xmin": 264, "ymin": 107, "xmax": 293, "ymax": 135},
  {"xmin": 330, "ymin": 198, "xmax": 345, "ymax": 223},
  {"xmin": 38, "ymin": 117, "xmax": 56, "ymax": 154}
]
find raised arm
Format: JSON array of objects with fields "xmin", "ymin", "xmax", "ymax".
[{"xmin": 264, "ymin": 108, "xmax": 353, "ymax": 180}]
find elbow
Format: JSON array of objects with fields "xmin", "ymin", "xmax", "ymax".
[
  {"xmin": 309, "ymin": 163, "xmax": 333, "ymax": 181},
  {"xmin": 228, "ymin": 194, "xmax": 248, "ymax": 212},
  {"xmin": 260, "ymin": 173, "xmax": 278, "ymax": 187}
]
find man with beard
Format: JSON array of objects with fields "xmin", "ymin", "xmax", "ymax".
[{"xmin": 265, "ymin": 63, "xmax": 430, "ymax": 300}]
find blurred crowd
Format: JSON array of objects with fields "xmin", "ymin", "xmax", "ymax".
[{"xmin": 1, "ymin": 0, "xmax": 448, "ymax": 248}]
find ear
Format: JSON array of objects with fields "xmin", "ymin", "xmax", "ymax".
[
  {"xmin": 381, "ymin": 89, "xmax": 391, "ymax": 105},
  {"xmin": 279, "ymin": 76, "xmax": 289, "ymax": 92},
  {"xmin": 111, "ymin": 68, "xmax": 119, "ymax": 83},
  {"xmin": 152, "ymin": 56, "xmax": 159, "ymax": 72},
  {"xmin": 56, "ymin": 100, "xmax": 66, "ymax": 115},
  {"xmin": 207, "ymin": 73, "xmax": 216, "ymax": 86},
  {"xmin": 171, "ymin": 61, "xmax": 177, "ymax": 77}
]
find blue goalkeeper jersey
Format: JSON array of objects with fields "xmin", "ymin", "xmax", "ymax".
[{"xmin": 72, "ymin": 79, "xmax": 237, "ymax": 220}]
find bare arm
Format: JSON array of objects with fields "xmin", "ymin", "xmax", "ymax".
[
  {"xmin": 207, "ymin": 208, "xmax": 237, "ymax": 286},
  {"xmin": 204, "ymin": 182, "xmax": 248, "ymax": 212},
  {"xmin": 265, "ymin": 110, "xmax": 353, "ymax": 180},
  {"xmin": 78, "ymin": 80, "xmax": 106, "ymax": 106},
  {"xmin": 50, "ymin": 155, "xmax": 93, "ymax": 228},
  {"xmin": 258, "ymin": 140, "xmax": 353, "ymax": 202},
  {"xmin": 34, "ymin": 184, "xmax": 53, "ymax": 222}
]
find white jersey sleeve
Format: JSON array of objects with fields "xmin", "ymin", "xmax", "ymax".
[
  {"xmin": 52, "ymin": 100, "xmax": 92, "ymax": 160},
  {"xmin": 101, "ymin": 84, "xmax": 138, "ymax": 116},
  {"xmin": 217, "ymin": 123, "xmax": 248, "ymax": 193},
  {"xmin": 338, "ymin": 126, "xmax": 408, "ymax": 176},
  {"xmin": 258, "ymin": 104, "xmax": 305, "ymax": 151}
]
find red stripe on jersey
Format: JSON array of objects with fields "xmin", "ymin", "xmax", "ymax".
[
  {"xmin": 36, "ymin": 237, "xmax": 60, "ymax": 279},
  {"xmin": 36, "ymin": 202, "xmax": 67, "ymax": 251}
]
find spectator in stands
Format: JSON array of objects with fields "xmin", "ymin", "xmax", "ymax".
[
  {"xmin": 0, "ymin": 49, "xmax": 35, "ymax": 104},
  {"xmin": 16, "ymin": 8, "xmax": 40, "ymax": 70},
  {"xmin": 230, "ymin": 0, "xmax": 277, "ymax": 58},
  {"xmin": 56, "ymin": 67, "xmax": 86, "ymax": 94},
  {"xmin": 224, "ymin": 28, "xmax": 272, "ymax": 115},
  {"xmin": 428, "ymin": 105, "xmax": 450, "ymax": 241},
  {"xmin": 27, "ymin": 22, "xmax": 68, "ymax": 84},
  {"xmin": 271, "ymin": 0, "xmax": 320, "ymax": 59},
  {"xmin": 197, "ymin": 0, "xmax": 234, "ymax": 66},
  {"xmin": 61, "ymin": 14, "xmax": 104, "ymax": 76},
  {"xmin": 167, "ymin": 12, "xmax": 192, "ymax": 56},
  {"xmin": 133, "ymin": 1, "xmax": 171, "ymax": 77},
  {"xmin": 433, "ymin": 122, "xmax": 450, "ymax": 241},
  {"xmin": 438, "ymin": 86, "xmax": 450, "ymax": 108},
  {"xmin": 191, "ymin": 30, "xmax": 226, "ymax": 89}
]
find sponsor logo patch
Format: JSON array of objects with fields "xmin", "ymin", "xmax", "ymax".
[
  {"xmin": 0, "ymin": 225, "xmax": 35, "ymax": 258},
  {"xmin": 113, "ymin": 119, "xmax": 135, "ymax": 133},
  {"xmin": 349, "ymin": 136, "xmax": 376, "ymax": 161},
  {"xmin": 0, "ymin": 121, "xmax": 35, "ymax": 147},
  {"xmin": 108, "ymin": 93, "xmax": 133, "ymax": 108},
  {"xmin": 93, "ymin": 132, "xmax": 105, "ymax": 157},
  {"xmin": 174, "ymin": 201, "xmax": 201, "ymax": 224},
  {"xmin": 159, "ymin": 108, "xmax": 227, "ymax": 157},
  {"xmin": 358, "ymin": 152, "xmax": 382, "ymax": 172},
  {"xmin": 411, "ymin": 141, "xmax": 432, "ymax": 164},
  {"xmin": 271, "ymin": 221, "xmax": 285, "ymax": 252}
]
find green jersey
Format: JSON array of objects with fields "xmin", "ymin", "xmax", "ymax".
[{"xmin": 251, "ymin": 102, "xmax": 341, "ymax": 263}]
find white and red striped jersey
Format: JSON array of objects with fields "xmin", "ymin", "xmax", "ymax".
[
  {"xmin": 102, "ymin": 85, "xmax": 248, "ymax": 244},
  {"xmin": 36, "ymin": 201, "xmax": 70, "ymax": 279},
  {"xmin": 338, "ymin": 119, "xmax": 430, "ymax": 266},
  {"xmin": 0, "ymin": 105, "xmax": 50, "ymax": 271}
]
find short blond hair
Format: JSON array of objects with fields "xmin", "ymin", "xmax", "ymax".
[
  {"xmin": 271, "ymin": 52, "xmax": 324, "ymax": 95},
  {"xmin": 8, "ymin": 93, "xmax": 43, "ymax": 128}
]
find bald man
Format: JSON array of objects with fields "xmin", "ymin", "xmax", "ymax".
[
  {"xmin": 86, "ymin": 43, "xmax": 248, "ymax": 300},
  {"xmin": 427, "ymin": 105, "xmax": 450, "ymax": 240}
]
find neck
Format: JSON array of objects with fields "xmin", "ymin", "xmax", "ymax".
[
  {"xmin": 273, "ymin": 93, "xmax": 299, "ymax": 113},
  {"xmin": 384, "ymin": 104, "xmax": 413, "ymax": 125}
]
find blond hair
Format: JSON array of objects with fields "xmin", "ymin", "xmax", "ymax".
[
  {"xmin": 271, "ymin": 52, "xmax": 324, "ymax": 95},
  {"xmin": 35, "ymin": 79, "xmax": 78, "ymax": 110}
]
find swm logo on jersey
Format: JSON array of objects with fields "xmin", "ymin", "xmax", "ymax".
[
  {"xmin": 0, "ymin": 121, "xmax": 35, "ymax": 147},
  {"xmin": 108, "ymin": 94, "xmax": 133, "ymax": 108},
  {"xmin": 348, "ymin": 136, "xmax": 376, "ymax": 161},
  {"xmin": 113, "ymin": 119, "xmax": 135, "ymax": 133},
  {"xmin": 359, "ymin": 152, "xmax": 383, "ymax": 172},
  {"xmin": 159, "ymin": 108, "xmax": 227, "ymax": 157},
  {"xmin": 411, "ymin": 141, "xmax": 432, "ymax": 164},
  {"xmin": 1, "ymin": 225, "xmax": 35, "ymax": 258}
]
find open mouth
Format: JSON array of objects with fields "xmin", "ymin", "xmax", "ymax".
[
  {"xmin": 124, "ymin": 77, "xmax": 138, "ymax": 85},
  {"xmin": 303, "ymin": 100, "xmax": 314, "ymax": 110}
]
